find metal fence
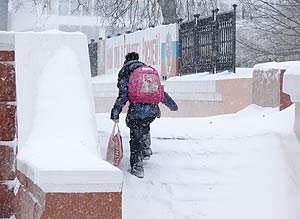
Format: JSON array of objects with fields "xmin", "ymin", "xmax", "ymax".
[
  {"xmin": 88, "ymin": 39, "xmax": 98, "ymax": 77},
  {"xmin": 179, "ymin": 4, "xmax": 237, "ymax": 75}
]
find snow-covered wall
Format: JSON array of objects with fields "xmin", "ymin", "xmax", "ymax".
[
  {"xmin": 252, "ymin": 69, "xmax": 281, "ymax": 108},
  {"xmin": 93, "ymin": 68, "xmax": 253, "ymax": 117},
  {"xmin": 282, "ymin": 61, "xmax": 300, "ymax": 142},
  {"xmin": 15, "ymin": 31, "xmax": 97, "ymax": 154},
  {"xmin": 14, "ymin": 32, "xmax": 122, "ymax": 194},
  {"xmin": 253, "ymin": 63, "xmax": 293, "ymax": 110},
  {"xmin": 98, "ymin": 23, "xmax": 179, "ymax": 77}
]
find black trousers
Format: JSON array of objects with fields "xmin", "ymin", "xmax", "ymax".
[{"xmin": 126, "ymin": 118, "xmax": 155, "ymax": 168}]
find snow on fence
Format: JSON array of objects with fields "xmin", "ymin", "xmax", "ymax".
[{"xmin": 97, "ymin": 23, "xmax": 179, "ymax": 79}]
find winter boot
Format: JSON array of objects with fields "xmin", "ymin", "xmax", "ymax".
[
  {"xmin": 130, "ymin": 161, "xmax": 144, "ymax": 178},
  {"xmin": 142, "ymin": 147, "xmax": 152, "ymax": 160},
  {"xmin": 142, "ymin": 133, "xmax": 152, "ymax": 160}
]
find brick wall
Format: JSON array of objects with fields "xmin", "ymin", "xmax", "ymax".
[
  {"xmin": 0, "ymin": 49, "xmax": 17, "ymax": 218},
  {"xmin": 14, "ymin": 171, "xmax": 45, "ymax": 219},
  {"xmin": 14, "ymin": 170, "xmax": 122, "ymax": 219},
  {"xmin": 279, "ymin": 70, "xmax": 292, "ymax": 110}
]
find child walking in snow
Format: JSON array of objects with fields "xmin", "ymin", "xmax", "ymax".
[{"xmin": 111, "ymin": 52, "xmax": 178, "ymax": 178}]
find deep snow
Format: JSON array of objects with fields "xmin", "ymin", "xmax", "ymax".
[
  {"xmin": 92, "ymin": 67, "xmax": 253, "ymax": 84},
  {"xmin": 97, "ymin": 105, "xmax": 300, "ymax": 219}
]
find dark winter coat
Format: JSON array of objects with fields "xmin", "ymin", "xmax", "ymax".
[{"xmin": 110, "ymin": 60, "xmax": 178, "ymax": 122}]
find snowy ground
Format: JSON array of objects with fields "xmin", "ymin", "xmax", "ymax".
[{"xmin": 96, "ymin": 105, "xmax": 300, "ymax": 219}]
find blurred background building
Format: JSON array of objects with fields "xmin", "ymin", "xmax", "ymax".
[{"xmin": 6, "ymin": 0, "xmax": 104, "ymax": 41}]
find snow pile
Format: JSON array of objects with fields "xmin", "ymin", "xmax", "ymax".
[
  {"xmin": 254, "ymin": 61, "xmax": 300, "ymax": 101},
  {"xmin": 167, "ymin": 68, "xmax": 253, "ymax": 82},
  {"xmin": 97, "ymin": 104, "xmax": 300, "ymax": 219},
  {"xmin": 254, "ymin": 61, "xmax": 300, "ymax": 76},
  {"xmin": 17, "ymin": 47, "xmax": 102, "ymax": 170},
  {"xmin": 92, "ymin": 73, "xmax": 118, "ymax": 84},
  {"xmin": 92, "ymin": 68, "xmax": 253, "ymax": 84},
  {"xmin": 97, "ymin": 104, "xmax": 292, "ymax": 140}
]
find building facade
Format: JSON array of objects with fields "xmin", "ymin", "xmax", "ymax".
[{"xmin": 9, "ymin": 0, "xmax": 104, "ymax": 41}]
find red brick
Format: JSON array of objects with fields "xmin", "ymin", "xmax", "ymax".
[
  {"xmin": 14, "ymin": 171, "xmax": 45, "ymax": 219},
  {"xmin": 0, "ymin": 103, "xmax": 16, "ymax": 141},
  {"xmin": 0, "ymin": 183, "xmax": 15, "ymax": 217},
  {"xmin": 0, "ymin": 63, "xmax": 16, "ymax": 101},
  {"xmin": 0, "ymin": 145, "xmax": 15, "ymax": 180},
  {"xmin": 0, "ymin": 51, "xmax": 14, "ymax": 62},
  {"xmin": 14, "ymin": 184, "xmax": 43, "ymax": 219},
  {"xmin": 16, "ymin": 171, "xmax": 45, "ymax": 206},
  {"xmin": 42, "ymin": 192, "xmax": 122, "ymax": 219},
  {"xmin": 279, "ymin": 70, "xmax": 292, "ymax": 110}
]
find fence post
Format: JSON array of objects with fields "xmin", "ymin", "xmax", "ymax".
[
  {"xmin": 212, "ymin": 8, "xmax": 219, "ymax": 74},
  {"xmin": 211, "ymin": 10, "xmax": 215, "ymax": 74},
  {"xmin": 177, "ymin": 18, "xmax": 183, "ymax": 76},
  {"xmin": 88, "ymin": 39, "xmax": 98, "ymax": 77},
  {"xmin": 232, "ymin": 4, "xmax": 237, "ymax": 73},
  {"xmin": 215, "ymin": 8, "xmax": 220, "ymax": 74},
  {"xmin": 193, "ymin": 14, "xmax": 200, "ymax": 74}
]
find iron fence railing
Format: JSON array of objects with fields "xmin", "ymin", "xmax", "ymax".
[{"xmin": 179, "ymin": 4, "xmax": 237, "ymax": 75}]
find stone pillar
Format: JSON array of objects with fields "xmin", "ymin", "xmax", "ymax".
[
  {"xmin": 279, "ymin": 70, "xmax": 292, "ymax": 110},
  {"xmin": 295, "ymin": 103, "xmax": 300, "ymax": 143},
  {"xmin": 0, "ymin": 34, "xmax": 17, "ymax": 218},
  {"xmin": 253, "ymin": 68, "xmax": 292, "ymax": 110},
  {"xmin": 283, "ymin": 71, "xmax": 300, "ymax": 142}
]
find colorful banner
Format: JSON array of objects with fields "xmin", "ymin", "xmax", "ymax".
[{"xmin": 97, "ymin": 23, "xmax": 179, "ymax": 77}]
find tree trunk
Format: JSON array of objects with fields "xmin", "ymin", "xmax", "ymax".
[
  {"xmin": 157, "ymin": 0, "xmax": 177, "ymax": 24},
  {"xmin": 0, "ymin": 0, "xmax": 9, "ymax": 30}
]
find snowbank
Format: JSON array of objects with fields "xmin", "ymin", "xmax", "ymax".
[
  {"xmin": 254, "ymin": 61, "xmax": 300, "ymax": 76},
  {"xmin": 15, "ymin": 32, "xmax": 122, "ymax": 192},
  {"xmin": 253, "ymin": 61, "xmax": 300, "ymax": 103},
  {"xmin": 17, "ymin": 47, "xmax": 101, "ymax": 170},
  {"xmin": 96, "ymin": 104, "xmax": 300, "ymax": 219},
  {"xmin": 96, "ymin": 104, "xmax": 293, "ymax": 139},
  {"xmin": 92, "ymin": 68, "xmax": 253, "ymax": 84},
  {"xmin": 92, "ymin": 73, "xmax": 118, "ymax": 84},
  {"xmin": 167, "ymin": 67, "xmax": 253, "ymax": 81}
]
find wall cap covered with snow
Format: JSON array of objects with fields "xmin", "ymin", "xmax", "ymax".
[
  {"xmin": 0, "ymin": 32, "xmax": 15, "ymax": 51},
  {"xmin": 254, "ymin": 61, "xmax": 300, "ymax": 102},
  {"xmin": 279, "ymin": 61, "xmax": 300, "ymax": 102},
  {"xmin": 17, "ymin": 160, "xmax": 122, "ymax": 193},
  {"xmin": 15, "ymin": 31, "xmax": 123, "ymax": 192}
]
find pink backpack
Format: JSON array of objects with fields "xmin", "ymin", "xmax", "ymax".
[{"xmin": 128, "ymin": 66, "xmax": 164, "ymax": 104}]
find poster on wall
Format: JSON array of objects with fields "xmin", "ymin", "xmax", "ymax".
[
  {"xmin": 159, "ymin": 24, "xmax": 179, "ymax": 78},
  {"xmin": 105, "ymin": 35, "xmax": 124, "ymax": 75},
  {"xmin": 98, "ymin": 23, "xmax": 179, "ymax": 77}
]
